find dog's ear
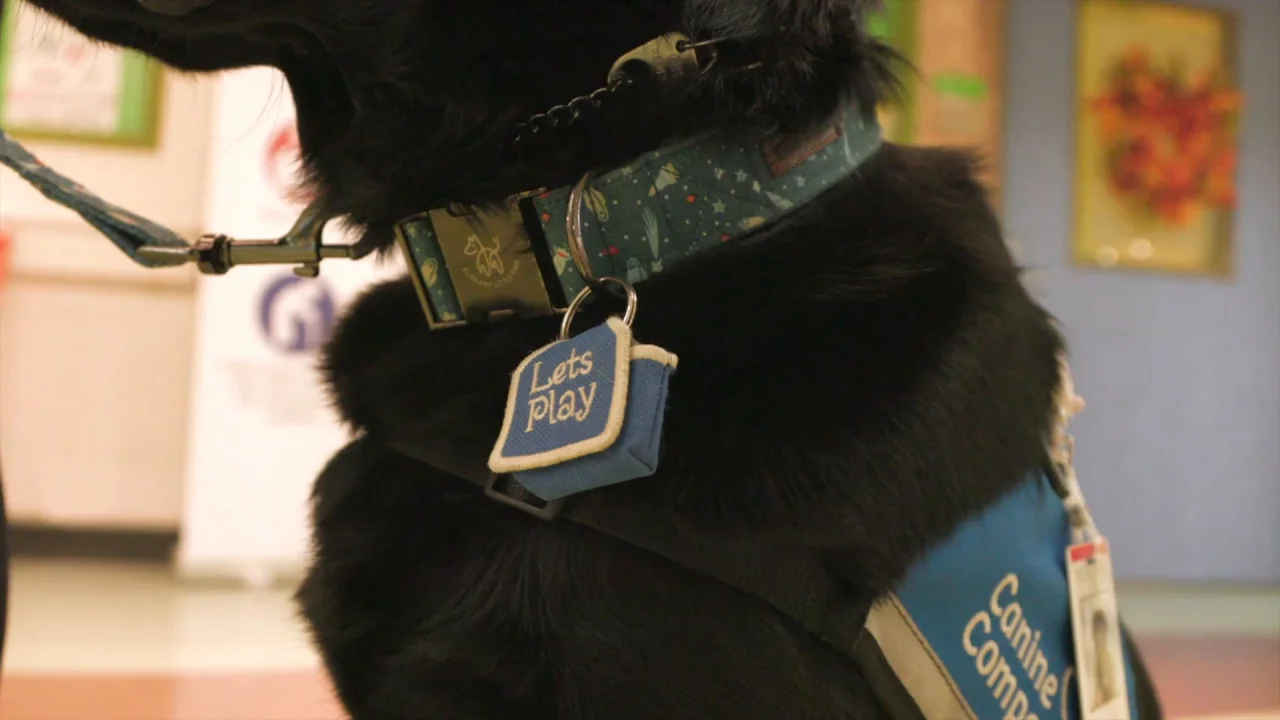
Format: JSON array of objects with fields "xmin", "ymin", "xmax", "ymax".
[{"xmin": 679, "ymin": 0, "xmax": 899, "ymax": 133}]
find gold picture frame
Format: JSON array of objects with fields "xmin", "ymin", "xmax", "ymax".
[
  {"xmin": 0, "ymin": 3, "xmax": 164, "ymax": 148},
  {"xmin": 1073, "ymin": 0, "xmax": 1240, "ymax": 278}
]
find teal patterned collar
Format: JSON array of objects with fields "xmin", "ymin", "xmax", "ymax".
[{"xmin": 396, "ymin": 108, "xmax": 883, "ymax": 329}]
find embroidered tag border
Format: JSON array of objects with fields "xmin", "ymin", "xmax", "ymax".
[
  {"xmin": 489, "ymin": 317, "xmax": 634, "ymax": 474},
  {"xmin": 629, "ymin": 343, "xmax": 678, "ymax": 368}
]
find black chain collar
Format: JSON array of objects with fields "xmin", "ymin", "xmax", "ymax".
[
  {"xmin": 512, "ymin": 74, "xmax": 635, "ymax": 148},
  {"xmin": 510, "ymin": 33, "xmax": 759, "ymax": 151}
]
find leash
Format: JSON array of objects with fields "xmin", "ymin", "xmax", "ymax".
[{"xmin": 0, "ymin": 129, "xmax": 362, "ymax": 279}]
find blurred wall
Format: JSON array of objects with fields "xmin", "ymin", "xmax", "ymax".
[
  {"xmin": 0, "ymin": 69, "xmax": 214, "ymax": 529},
  {"xmin": 1004, "ymin": 0, "xmax": 1280, "ymax": 583}
]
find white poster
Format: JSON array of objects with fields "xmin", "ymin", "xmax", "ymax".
[
  {"xmin": 177, "ymin": 68, "xmax": 402, "ymax": 582},
  {"xmin": 1, "ymin": 12, "xmax": 124, "ymax": 131}
]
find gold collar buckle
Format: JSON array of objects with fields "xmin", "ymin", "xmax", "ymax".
[{"xmin": 396, "ymin": 193, "xmax": 566, "ymax": 330}]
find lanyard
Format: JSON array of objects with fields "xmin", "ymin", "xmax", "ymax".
[{"xmin": 1051, "ymin": 355, "xmax": 1099, "ymax": 545}]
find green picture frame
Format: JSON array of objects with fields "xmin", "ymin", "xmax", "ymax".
[
  {"xmin": 0, "ymin": 3, "xmax": 164, "ymax": 148},
  {"xmin": 868, "ymin": 0, "xmax": 919, "ymax": 145}
]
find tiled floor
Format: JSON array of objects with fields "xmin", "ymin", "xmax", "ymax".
[
  {"xmin": 1, "ymin": 560, "xmax": 1277, "ymax": 720},
  {"xmin": 1139, "ymin": 636, "xmax": 1280, "ymax": 718},
  {"xmin": 3, "ymin": 561, "xmax": 314, "ymax": 675}
]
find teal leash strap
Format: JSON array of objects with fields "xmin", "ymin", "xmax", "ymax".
[
  {"xmin": 0, "ymin": 129, "xmax": 191, "ymax": 268},
  {"xmin": 0, "ymin": 129, "xmax": 354, "ymax": 276}
]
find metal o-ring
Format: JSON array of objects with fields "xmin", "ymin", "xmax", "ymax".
[
  {"xmin": 558, "ymin": 276, "xmax": 638, "ymax": 341},
  {"xmin": 566, "ymin": 170, "xmax": 599, "ymax": 286}
]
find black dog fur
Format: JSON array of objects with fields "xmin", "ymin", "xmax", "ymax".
[{"xmin": 22, "ymin": 0, "xmax": 1163, "ymax": 717}]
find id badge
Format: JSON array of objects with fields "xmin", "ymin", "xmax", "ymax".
[{"xmin": 1066, "ymin": 539, "xmax": 1131, "ymax": 720}]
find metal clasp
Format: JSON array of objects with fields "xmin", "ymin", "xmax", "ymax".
[
  {"xmin": 608, "ymin": 33, "xmax": 714, "ymax": 87},
  {"xmin": 137, "ymin": 203, "xmax": 357, "ymax": 277},
  {"xmin": 397, "ymin": 195, "xmax": 566, "ymax": 330}
]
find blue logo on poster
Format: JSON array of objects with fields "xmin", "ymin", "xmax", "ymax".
[{"xmin": 258, "ymin": 273, "xmax": 336, "ymax": 353}]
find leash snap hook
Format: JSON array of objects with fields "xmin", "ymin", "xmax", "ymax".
[{"xmin": 138, "ymin": 202, "xmax": 358, "ymax": 276}]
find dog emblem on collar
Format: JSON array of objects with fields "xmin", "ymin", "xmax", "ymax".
[{"xmin": 464, "ymin": 234, "xmax": 506, "ymax": 280}]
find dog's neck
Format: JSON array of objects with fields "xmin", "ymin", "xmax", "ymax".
[
  {"xmin": 394, "ymin": 107, "xmax": 883, "ymax": 330},
  {"xmin": 297, "ymin": 27, "xmax": 895, "ymax": 251}
]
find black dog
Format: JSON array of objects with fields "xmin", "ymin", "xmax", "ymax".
[{"xmin": 23, "ymin": 0, "xmax": 1164, "ymax": 717}]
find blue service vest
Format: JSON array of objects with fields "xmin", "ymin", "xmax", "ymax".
[{"xmin": 868, "ymin": 475, "xmax": 1140, "ymax": 720}]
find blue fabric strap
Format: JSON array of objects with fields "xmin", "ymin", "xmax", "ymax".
[
  {"xmin": 397, "ymin": 108, "xmax": 883, "ymax": 324},
  {"xmin": 0, "ymin": 129, "xmax": 191, "ymax": 267},
  {"xmin": 535, "ymin": 110, "xmax": 882, "ymax": 300}
]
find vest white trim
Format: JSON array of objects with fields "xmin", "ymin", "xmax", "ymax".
[{"xmin": 866, "ymin": 595, "xmax": 979, "ymax": 719}]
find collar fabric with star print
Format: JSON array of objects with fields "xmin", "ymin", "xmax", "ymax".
[
  {"xmin": 532, "ymin": 109, "xmax": 883, "ymax": 298},
  {"xmin": 397, "ymin": 108, "xmax": 883, "ymax": 324}
]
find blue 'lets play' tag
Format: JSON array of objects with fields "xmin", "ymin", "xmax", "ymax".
[
  {"xmin": 491, "ymin": 317, "xmax": 632, "ymax": 471},
  {"xmin": 488, "ymin": 317, "xmax": 678, "ymax": 501},
  {"xmin": 514, "ymin": 345, "xmax": 677, "ymax": 500}
]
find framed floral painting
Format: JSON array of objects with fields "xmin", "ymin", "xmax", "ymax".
[
  {"xmin": 0, "ymin": 3, "xmax": 164, "ymax": 148},
  {"xmin": 1074, "ymin": 0, "xmax": 1241, "ymax": 277}
]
